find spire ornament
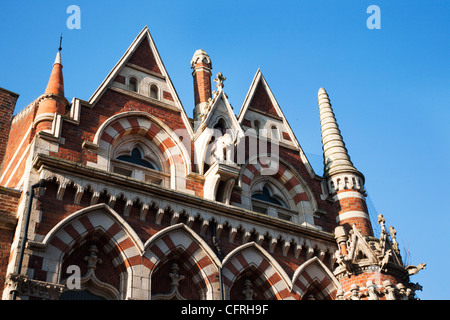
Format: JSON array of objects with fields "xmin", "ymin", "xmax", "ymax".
[
  {"xmin": 214, "ymin": 72, "xmax": 226, "ymax": 90},
  {"xmin": 58, "ymin": 33, "xmax": 63, "ymax": 52},
  {"xmin": 318, "ymin": 88, "xmax": 362, "ymax": 178}
]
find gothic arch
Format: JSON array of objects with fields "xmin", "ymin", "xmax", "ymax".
[
  {"xmin": 37, "ymin": 204, "xmax": 144, "ymax": 299},
  {"xmin": 222, "ymin": 242, "xmax": 292, "ymax": 300},
  {"xmin": 291, "ymin": 257, "xmax": 341, "ymax": 300},
  {"xmin": 143, "ymin": 223, "xmax": 221, "ymax": 300},
  {"xmin": 91, "ymin": 111, "xmax": 191, "ymax": 188}
]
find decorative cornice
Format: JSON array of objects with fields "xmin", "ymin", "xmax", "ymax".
[{"xmin": 31, "ymin": 153, "xmax": 337, "ymax": 251}]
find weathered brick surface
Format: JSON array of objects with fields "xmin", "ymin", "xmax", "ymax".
[{"xmin": 0, "ymin": 187, "xmax": 21, "ymax": 297}]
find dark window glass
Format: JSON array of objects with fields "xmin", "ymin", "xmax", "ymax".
[
  {"xmin": 117, "ymin": 148, "xmax": 156, "ymax": 170},
  {"xmin": 251, "ymin": 186, "xmax": 286, "ymax": 207},
  {"xmin": 59, "ymin": 289, "xmax": 106, "ymax": 300}
]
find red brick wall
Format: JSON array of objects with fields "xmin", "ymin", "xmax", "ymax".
[
  {"xmin": 0, "ymin": 187, "xmax": 21, "ymax": 297},
  {"xmin": 33, "ymin": 179, "xmax": 334, "ymax": 297},
  {"xmin": 0, "ymin": 104, "xmax": 35, "ymax": 187},
  {"xmin": 192, "ymin": 64, "xmax": 212, "ymax": 107},
  {"xmin": 249, "ymin": 82, "xmax": 278, "ymax": 117},
  {"xmin": 186, "ymin": 179, "xmax": 203, "ymax": 197},
  {"xmin": 0, "ymin": 88, "xmax": 19, "ymax": 172},
  {"xmin": 334, "ymin": 190, "xmax": 373, "ymax": 237},
  {"xmin": 128, "ymin": 39, "xmax": 161, "ymax": 74},
  {"xmin": 47, "ymin": 89, "xmax": 191, "ymax": 166}
]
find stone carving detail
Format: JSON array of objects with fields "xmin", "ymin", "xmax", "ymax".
[
  {"xmin": 84, "ymin": 245, "xmax": 103, "ymax": 271},
  {"xmin": 242, "ymin": 278, "xmax": 257, "ymax": 300},
  {"xmin": 365, "ymin": 281, "xmax": 379, "ymax": 300},
  {"xmin": 152, "ymin": 256, "xmax": 186, "ymax": 300},
  {"xmin": 214, "ymin": 72, "xmax": 226, "ymax": 90},
  {"xmin": 6, "ymin": 273, "xmax": 65, "ymax": 300},
  {"xmin": 35, "ymin": 170, "xmax": 337, "ymax": 274},
  {"xmin": 405, "ymin": 263, "xmax": 426, "ymax": 277},
  {"xmin": 349, "ymin": 284, "xmax": 361, "ymax": 300},
  {"xmin": 333, "ymin": 214, "xmax": 426, "ymax": 300},
  {"xmin": 169, "ymin": 262, "xmax": 185, "ymax": 292},
  {"xmin": 213, "ymin": 132, "xmax": 234, "ymax": 163}
]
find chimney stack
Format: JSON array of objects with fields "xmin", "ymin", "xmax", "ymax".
[{"xmin": 191, "ymin": 49, "xmax": 212, "ymax": 124}]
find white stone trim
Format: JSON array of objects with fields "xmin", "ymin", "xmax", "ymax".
[{"xmin": 336, "ymin": 211, "xmax": 370, "ymax": 223}]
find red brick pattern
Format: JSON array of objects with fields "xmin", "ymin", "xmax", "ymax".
[
  {"xmin": 0, "ymin": 187, "xmax": 21, "ymax": 297},
  {"xmin": 0, "ymin": 89, "xmax": 18, "ymax": 170},
  {"xmin": 128, "ymin": 38, "xmax": 162, "ymax": 74},
  {"xmin": 249, "ymin": 81, "xmax": 279, "ymax": 117},
  {"xmin": 192, "ymin": 63, "xmax": 212, "ymax": 106}
]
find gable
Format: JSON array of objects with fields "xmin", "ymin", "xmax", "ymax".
[
  {"xmin": 87, "ymin": 26, "xmax": 193, "ymax": 138},
  {"xmin": 237, "ymin": 70, "xmax": 318, "ymax": 180},
  {"xmin": 238, "ymin": 70, "xmax": 300, "ymax": 149}
]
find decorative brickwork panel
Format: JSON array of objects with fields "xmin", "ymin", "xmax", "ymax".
[{"xmin": 128, "ymin": 38, "xmax": 162, "ymax": 74}]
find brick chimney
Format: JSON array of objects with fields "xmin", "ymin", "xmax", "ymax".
[
  {"xmin": 0, "ymin": 87, "xmax": 19, "ymax": 171},
  {"xmin": 191, "ymin": 49, "xmax": 212, "ymax": 124}
]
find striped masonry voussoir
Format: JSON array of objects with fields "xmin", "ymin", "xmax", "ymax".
[
  {"xmin": 50, "ymin": 236, "xmax": 70, "ymax": 254},
  {"xmin": 79, "ymin": 216, "xmax": 94, "ymax": 232},
  {"xmin": 63, "ymin": 223, "xmax": 80, "ymax": 242}
]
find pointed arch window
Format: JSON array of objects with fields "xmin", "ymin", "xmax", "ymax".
[
  {"xmin": 110, "ymin": 137, "xmax": 170, "ymax": 187},
  {"xmin": 251, "ymin": 182, "xmax": 294, "ymax": 221},
  {"xmin": 252, "ymin": 186, "xmax": 286, "ymax": 207},
  {"xmin": 116, "ymin": 147, "xmax": 157, "ymax": 170},
  {"xmin": 214, "ymin": 118, "xmax": 228, "ymax": 136}
]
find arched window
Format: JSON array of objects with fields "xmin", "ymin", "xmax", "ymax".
[
  {"xmin": 251, "ymin": 182, "xmax": 293, "ymax": 221},
  {"xmin": 150, "ymin": 84, "xmax": 159, "ymax": 99},
  {"xmin": 129, "ymin": 77, "xmax": 138, "ymax": 92},
  {"xmin": 111, "ymin": 138, "xmax": 169, "ymax": 187},
  {"xmin": 252, "ymin": 185, "xmax": 286, "ymax": 208},
  {"xmin": 254, "ymin": 120, "xmax": 261, "ymax": 135},
  {"xmin": 214, "ymin": 118, "xmax": 227, "ymax": 136}
]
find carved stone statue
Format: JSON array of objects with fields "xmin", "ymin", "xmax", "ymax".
[
  {"xmin": 379, "ymin": 249, "xmax": 392, "ymax": 272},
  {"xmin": 214, "ymin": 132, "xmax": 234, "ymax": 162},
  {"xmin": 388, "ymin": 226, "xmax": 399, "ymax": 253},
  {"xmin": 169, "ymin": 262, "xmax": 185, "ymax": 290},
  {"xmin": 242, "ymin": 279, "xmax": 256, "ymax": 300},
  {"xmin": 84, "ymin": 245, "xmax": 102, "ymax": 271},
  {"xmin": 405, "ymin": 263, "xmax": 426, "ymax": 276},
  {"xmin": 335, "ymin": 249, "xmax": 353, "ymax": 275}
]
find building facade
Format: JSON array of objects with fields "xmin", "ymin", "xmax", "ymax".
[{"xmin": 0, "ymin": 26, "xmax": 425, "ymax": 300}]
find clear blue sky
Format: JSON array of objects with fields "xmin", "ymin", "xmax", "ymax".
[{"xmin": 1, "ymin": 1, "xmax": 448, "ymax": 300}]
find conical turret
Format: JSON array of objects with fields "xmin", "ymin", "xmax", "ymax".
[
  {"xmin": 318, "ymin": 88, "xmax": 372, "ymax": 237},
  {"xmin": 34, "ymin": 50, "xmax": 68, "ymax": 133}
]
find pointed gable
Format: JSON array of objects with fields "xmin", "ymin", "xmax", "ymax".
[
  {"xmin": 237, "ymin": 69, "xmax": 318, "ymax": 179},
  {"xmin": 238, "ymin": 70, "xmax": 298, "ymax": 147},
  {"xmin": 203, "ymin": 90, "xmax": 242, "ymax": 137},
  {"xmin": 87, "ymin": 26, "xmax": 193, "ymax": 138}
]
